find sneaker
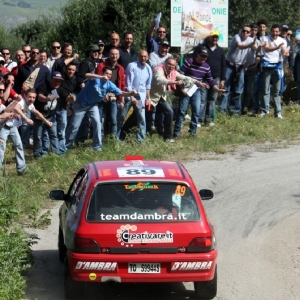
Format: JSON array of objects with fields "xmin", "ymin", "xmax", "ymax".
[
  {"xmin": 197, "ymin": 123, "xmax": 201, "ymax": 128},
  {"xmin": 17, "ymin": 167, "xmax": 29, "ymax": 175},
  {"xmin": 165, "ymin": 139, "xmax": 175, "ymax": 143},
  {"xmin": 276, "ymin": 114, "xmax": 283, "ymax": 119},
  {"xmin": 259, "ymin": 112, "xmax": 266, "ymax": 117},
  {"xmin": 208, "ymin": 122, "xmax": 215, "ymax": 127},
  {"xmin": 29, "ymin": 138, "xmax": 33, "ymax": 146},
  {"xmin": 248, "ymin": 110, "xmax": 257, "ymax": 115},
  {"xmin": 266, "ymin": 110, "xmax": 270, "ymax": 114},
  {"xmin": 185, "ymin": 114, "xmax": 191, "ymax": 120}
]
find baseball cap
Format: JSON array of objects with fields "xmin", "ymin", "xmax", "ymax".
[
  {"xmin": 210, "ymin": 30, "xmax": 220, "ymax": 37},
  {"xmin": 197, "ymin": 47, "xmax": 209, "ymax": 57},
  {"xmin": 95, "ymin": 39, "xmax": 105, "ymax": 45},
  {"xmin": 160, "ymin": 41, "xmax": 170, "ymax": 47},
  {"xmin": 52, "ymin": 71, "xmax": 64, "ymax": 80},
  {"xmin": 281, "ymin": 24, "xmax": 289, "ymax": 30},
  {"xmin": 87, "ymin": 44, "xmax": 100, "ymax": 51}
]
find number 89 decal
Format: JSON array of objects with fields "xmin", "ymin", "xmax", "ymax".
[{"xmin": 117, "ymin": 167, "xmax": 165, "ymax": 177}]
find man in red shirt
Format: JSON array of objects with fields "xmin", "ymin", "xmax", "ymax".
[{"xmin": 96, "ymin": 48, "xmax": 125, "ymax": 136}]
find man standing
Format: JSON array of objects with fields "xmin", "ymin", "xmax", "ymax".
[
  {"xmin": 47, "ymin": 41, "xmax": 62, "ymax": 72},
  {"xmin": 96, "ymin": 48, "xmax": 125, "ymax": 137},
  {"xmin": 193, "ymin": 30, "xmax": 226, "ymax": 126},
  {"xmin": 174, "ymin": 48, "xmax": 225, "ymax": 137},
  {"xmin": 94, "ymin": 39, "xmax": 106, "ymax": 66},
  {"xmin": 146, "ymin": 20, "xmax": 167, "ymax": 54},
  {"xmin": 118, "ymin": 32, "xmax": 138, "ymax": 70},
  {"xmin": 259, "ymin": 24, "xmax": 289, "ymax": 118},
  {"xmin": 117, "ymin": 50, "xmax": 152, "ymax": 142},
  {"xmin": 1, "ymin": 48, "xmax": 17, "ymax": 71},
  {"xmin": 65, "ymin": 67, "xmax": 136, "ymax": 151},
  {"xmin": 148, "ymin": 41, "xmax": 173, "ymax": 69},
  {"xmin": 11, "ymin": 50, "xmax": 26, "ymax": 78},
  {"xmin": 103, "ymin": 32, "xmax": 121, "ymax": 57},
  {"xmin": 22, "ymin": 45, "xmax": 31, "ymax": 62},
  {"xmin": 52, "ymin": 42, "xmax": 79, "ymax": 74},
  {"xmin": 219, "ymin": 25, "xmax": 257, "ymax": 114}
]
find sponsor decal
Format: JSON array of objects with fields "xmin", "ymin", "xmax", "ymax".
[
  {"xmin": 100, "ymin": 212, "xmax": 187, "ymax": 221},
  {"xmin": 124, "ymin": 160, "xmax": 145, "ymax": 167},
  {"xmin": 116, "ymin": 224, "xmax": 173, "ymax": 246},
  {"xmin": 89, "ymin": 273, "xmax": 97, "ymax": 280},
  {"xmin": 124, "ymin": 182, "xmax": 159, "ymax": 191},
  {"xmin": 171, "ymin": 261, "xmax": 213, "ymax": 271},
  {"xmin": 75, "ymin": 262, "xmax": 117, "ymax": 271},
  {"xmin": 117, "ymin": 167, "xmax": 165, "ymax": 177},
  {"xmin": 168, "ymin": 168, "xmax": 182, "ymax": 177},
  {"xmin": 175, "ymin": 185, "xmax": 186, "ymax": 196},
  {"xmin": 98, "ymin": 169, "xmax": 111, "ymax": 177}
]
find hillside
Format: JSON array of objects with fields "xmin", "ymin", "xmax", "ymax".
[{"xmin": 0, "ymin": 0, "xmax": 68, "ymax": 28}]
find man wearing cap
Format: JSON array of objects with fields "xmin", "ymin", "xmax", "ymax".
[
  {"xmin": 148, "ymin": 41, "xmax": 172, "ymax": 69},
  {"xmin": 173, "ymin": 48, "xmax": 225, "ymax": 137},
  {"xmin": 146, "ymin": 19, "xmax": 167, "ymax": 54},
  {"xmin": 65, "ymin": 67, "xmax": 136, "ymax": 151},
  {"xmin": 118, "ymin": 32, "xmax": 138, "ymax": 70},
  {"xmin": 1, "ymin": 48, "xmax": 17, "ymax": 71},
  {"xmin": 95, "ymin": 39, "xmax": 106, "ymax": 66},
  {"xmin": 193, "ymin": 30, "xmax": 226, "ymax": 126},
  {"xmin": 34, "ymin": 71, "xmax": 64, "ymax": 158},
  {"xmin": 219, "ymin": 25, "xmax": 257, "ymax": 115},
  {"xmin": 47, "ymin": 42, "xmax": 62, "ymax": 72},
  {"xmin": 259, "ymin": 23, "xmax": 289, "ymax": 119}
]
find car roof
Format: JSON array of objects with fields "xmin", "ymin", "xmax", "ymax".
[{"xmin": 87, "ymin": 157, "xmax": 190, "ymax": 182}]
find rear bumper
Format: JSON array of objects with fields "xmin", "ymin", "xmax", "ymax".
[{"xmin": 67, "ymin": 250, "xmax": 218, "ymax": 283}]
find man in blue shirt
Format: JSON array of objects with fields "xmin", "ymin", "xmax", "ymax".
[
  {"xmin": 146, "ymin": 19, "xmax": 167, "ymax": 54},
  {"xmin": 117, "ymin": 50, "xmax": 152, "ymax": 142},
  {"xmin": 65, "ymin": 66, "xmax": 136, "ymax": 151}
]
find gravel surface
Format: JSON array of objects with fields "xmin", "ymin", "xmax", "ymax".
[{"xmin": 25, "ymin": 144, "xmax": 300, "ymax": 300}]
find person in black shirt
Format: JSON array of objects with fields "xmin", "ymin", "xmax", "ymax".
[
  {"xmin": 34, "ymin": 72, "xmax": 64, "ymax": 158},
  {"xmin": 118, "ymin": 32, "xmax": 138, "ymax": 70}
]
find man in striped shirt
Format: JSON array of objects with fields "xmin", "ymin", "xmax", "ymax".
[{"xmin": 173, "ymin": 47, "xmax": 224, "ymax": 137}]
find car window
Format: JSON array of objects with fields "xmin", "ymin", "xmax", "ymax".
[{"xmin": 86, "ymin": 182, "xmax": 200, "ymax": 222}]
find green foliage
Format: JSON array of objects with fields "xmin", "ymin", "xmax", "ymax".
[
  {"xmin": 0, "ymin": 26, "xmax": 25, "ymax": 54},
  {"xmin": 0, "ymin": 228, "xmax": 37, "ymax": 300}
]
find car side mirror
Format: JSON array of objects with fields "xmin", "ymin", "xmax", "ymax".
[
  {"xmin": 50, "ymin": 190, "xmax": 66, "ymax": 201},
  {"xmin": 199, "ymin": 189, "xmax": 214, "ymax": 200}
]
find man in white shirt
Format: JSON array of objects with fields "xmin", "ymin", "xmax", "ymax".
[
  {"xmin": 1, "ymin": 48, "xmax": 17, "ymax": 71},
  {"xmin": 219, "ymin": 25, "xmax": 257, "ymax": 114},
  {"xmin": 259, "ymin": 24, "xmax": 289, "ymax": 118}
]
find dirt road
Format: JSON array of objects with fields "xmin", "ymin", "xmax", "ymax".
[{"xmin": 25, "ymin": 143, "xmax": 300, "ymax": 300}]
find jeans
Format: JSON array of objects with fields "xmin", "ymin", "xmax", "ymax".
[
  {"xmin": 75, "ymin": 114, "xmax": 90, "ymax": 143},
  {"xmin": 101, "ymin": 100, "xmax": 117, "ymax": 136},
  {"xmin": 56, "ymin": 109, "xmax": 67, "ymax": 153},
  {"xmin": 200, "ymin": 78, "xmax": 220, "ymax": 123},
  {"xmin": 156, "ymin": 99, "xmax": 173, "ymax": 139},
  {"xmin": 117, "ymin": 100, "xmax": 146, "ymax": 142},
  {"xmin": 19, "ymin": 111, "xmax": 31, "ymax": 148},
  {"xmin": 146, "ymin": 106, "xmax": 156, "ymax": 132},
  {"xmin": 174, "ymin": 89, "xmax": 200, "ymax": 136},
  {"xmin": 65, "ymin": 102, "xmax": 102, "ymax": 151},
  {"xmin": 259, "ymin": 67, "xmax": 282, "ymax": 115},
  {"xmin": 0, "ymin": 125, "xmax": 26, "ymax": 171},
  {"xmin": 33, "ymin": 115, "xmax": 60, "ymax": 158},
  {"xmin": 243, "ymin": 68, "xmax": 259, "ymax": 112},
  {"xmin": 219, "ymin": 65, "xmax": 245, "ymax": 114}
]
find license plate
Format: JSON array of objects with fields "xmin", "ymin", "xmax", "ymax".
[{"xmin": 128, "ymin": 263, "xmax": 161, "ymax": 273}]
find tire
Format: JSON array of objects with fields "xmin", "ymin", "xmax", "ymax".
[
  {"xmin": 194, "ymin": 265, "xmax": 217, "ymax": 299},
  {"xmin": 64, "ymin": 260, "xmax": 84, "ymax": 299},
  {"xmin": 58, "ymin": 227, "xmax": 67, "ymax": 262}
]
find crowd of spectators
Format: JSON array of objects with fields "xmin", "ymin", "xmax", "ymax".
[{"xmin": 0, "ymin": 18, "xmax": 299, "ymax": 174}]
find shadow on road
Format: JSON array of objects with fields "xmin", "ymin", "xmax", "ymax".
[{"xmin": 26, "ymin": 250, "xmax": 197, "ymax": 300}]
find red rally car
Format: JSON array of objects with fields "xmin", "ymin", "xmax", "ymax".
[{"xmin": 50, "ymin": 156, "xmax": 218, "ymax": 299}]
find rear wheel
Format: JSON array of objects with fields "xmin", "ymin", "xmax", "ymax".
[
  {"xmin": 58, "ymin": 228, "xmax": 67, "ymax": 262},
  {"xmin": 64, "ymin": 260, "xmax": 84, "ymax": 299},
  {"xmin": 194, "ymin": 265, "xmax": 217, "ymax": 299}
]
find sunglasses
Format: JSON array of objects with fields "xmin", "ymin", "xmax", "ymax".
[
  {"xmin": 287, "ymin": 33, "xmax": 293, "ymax": 36},
  {"xmin": 52, "ymin": 46, "xmax": 61, "ymax": 49},
  {"xmin": 158, "ymin": 31, "xmax": 166, "ymax": 33},
  {"xmin": 2, "ymin": 53, "xmax": 10, "ymax": 56},
  {"xmin": 99, "ymin": 44, "xmax": 105, "ymax": 47},
  {"xmin": 31, "ymin": 51, "xmax": 40, "ymax": 55},
  {"xmin": 0, "ymin": 89, "xmax": 5, "ymax": 92},
  {"xmin": 23, "ymin": 50, "xmax": 31, "ymax": 53},
  {"xmin": 242, "ymin": 30, "xmax": 250, "ymax": 34},
  {"xmin": 200, "ymin": 54, "xmax": 208, "ymax": 58}
]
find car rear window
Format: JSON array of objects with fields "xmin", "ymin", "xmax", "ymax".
[{"xmin": 86, "ymin": 182, "xmax": 200, "ymax": 222}]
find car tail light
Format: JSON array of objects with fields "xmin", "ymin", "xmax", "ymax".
[
  {"xmin": 187, "ymin": 237, "xmax": 213, "ymax": 253},
  {"xmin": 74, "ymin": 238, "xmax": 100, "ymax": 253}
]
